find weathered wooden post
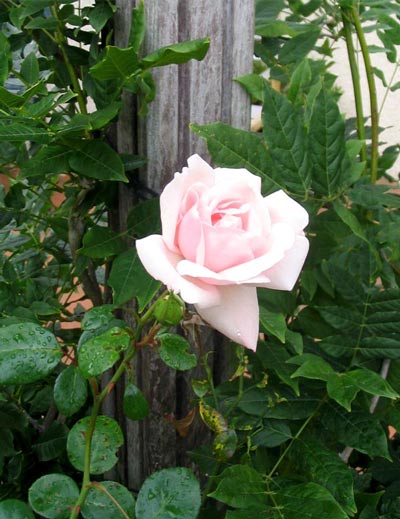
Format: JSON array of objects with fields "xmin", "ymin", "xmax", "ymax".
[{"xmin": 113, "ymin": 0, "xmax": 254, "ymax": 490}]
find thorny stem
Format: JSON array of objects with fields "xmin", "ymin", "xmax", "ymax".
[
  {"xmin": 341, "ymin": 8, "xmax": 367, "ymax": 166},
  {"xmin": 351, "ymin": 5, "xmax": 379, "ymax": 183}
]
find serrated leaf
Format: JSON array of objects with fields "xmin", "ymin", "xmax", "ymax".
[
  {"xmin": 136, "ymin": 468, "xmax": 200, "ymax": 519},
  {"xmin": 69, "ymin": 141, "xmax": 127, "ymax": 182},
  {"xmin": 287, "ymin": 59, "xmax": 312, "ymax": 105},
  {"xmin": 79, "ymin": 226, "xmax": 127, "ymax": 258},
  {"xmin": 157, "ymin": 333, "xmax": 197, "ymax": 371},
  {"xmin": 278, "ymin": 28, "xmax": 320, "ymax": 64},
  {"xmin": 322, "ymin": 406, "xmax": 390, "ymax": 459},
  {"xmin": 78, "ymin": 326, "xmax": 130, "ymax": 377},
  {"xmin": 191, "ymin": 122, "xmax": 281, "ymax": 194},
  {"xmin": 108, "ymin": 249, "xmax": 161, "ymax": 309},
  {"xmin": 54, "ymin": 366, "xmax": 88, "ymax": 417},
  {"xmin": 209, "ymin": 465, "xmax": 267, "ymax": 510},
  {"xmin": 292, "ymin": 440, "xmax": 356, "ymax": 515},
  {"xmin": 275, "ymin": 482, "xmax": 348, "ymax": 519},
  {"xmin": 309, "ymin": 87, "xmax": 350, "ymax": 198},
  {"xmin": 0, "ymin": 322, "xmax": 61, "ymax": 385},
  {"xmin": 29, "ymin": 474, "xmax": 79, "ymax": 519},
  {"xmin": 67, "ymin": 416, "xmax": 123, "ymax": 474},
  {"xmin": 141, "ymin": 38, "xmax": 210, "ymax": 69},
  {"xmin": 262, "ymin": 83, "xmax": 310, "ymax": 197}
]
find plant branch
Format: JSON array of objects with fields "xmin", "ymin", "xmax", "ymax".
[
  {"xmin": 351, "ymin": 6, "xmax": 379, "ymax": 183},
  {"xmin": 341, "ymin": 8, "xmax": 367, "ymax": 165}
]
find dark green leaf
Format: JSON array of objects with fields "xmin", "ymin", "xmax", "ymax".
[
  {"xmin": 157, "ymin": 333, "xmax": 197, "ymax": 371},
  {"xmin": 136, "ymin": 467, "xmax": 200, "ymax": 519},
  {"xmin": 54, "ymin": 366, "xmax": 88, "ymax": 417},
  {"xmin": 19, "ymin": 145, "xmax": 72, "ymax": 178},
  {"xmin": 78, "ymin": 326, "xmax": 130, "ymax": 377},
  {"xmin": 88, "ymin": 2, "xmax": 114, "ymax": 33},
  {"xmin": 251, "ymin": 419, "xmax": 292, "ymax": 447},
  {"xmin": 32, "ymin": 422, "xmax": 68, "ymax": 462},
  {"xmin": 67, "ymin": 416, "xmax": 123, "ymax": 474},
  {"xmin": 81, "ymin": 481, "xmax": 135, "ymax": 519},
  {"xmin": 141, "ymin": 38, "xmax": 210, "ymax": 69},
  {"xmin": 20, "ymin": 53, "xmax": 39, "ymax": 84},
  {"xmin": 79, "ymin": 226, "xmax": 127, "ymax": 258},
  {"xmin": 82, "ymin": 305, "xmax": 116, "ymax": 331},
  {"xmin": 0, "ymin": 499, "xmax": 34, "ymax": 519},
  {"xmin": 278, "ymin": 29, "xmax": 320, "ymax": 64},
  {"xmin": 235, "ymin": 74, "xmax": 266, "ymax": 102},
  {"xmin": 259, "ymin": 309, "xmax": 287, "ymax": 343},
  {"xmin": 0, "ymin": 322, "xmax": 61, "ymax": 384},
  {"xmin": 209, "ymin": 465, "xmax": 267, "ymax": 510},
  {"xmin": 29, "ymin": 474, "xmax": 79, "ymax": 519},
  {"xmin": 287, "ymin": 59, "xmax": 312, "ymax": 105},
  {"xmin": 69, "ymin": 141, "xmax": 127, "ymax": 182},
  {"xmin": 0, "ymin": 124, "xmax": 50, "ymax": 143},
  {"xmin": 123, "ymin": 383, "xmax": 149, "ymax": 421},
  {"xmin": 262, "ymin": 83, "xmax": 310, "ymax": 197},
  {"xmin": 108, "ymin": 249, "xmax": 161, "ymax": 309},
  {"xmin": 275, "ymin": 482, "xmax": 348, "ymax": 519}
]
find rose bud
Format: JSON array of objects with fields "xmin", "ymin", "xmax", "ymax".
[{"xmin": 154, "ymin": 293, "xmax": 184, "ymax": 326}]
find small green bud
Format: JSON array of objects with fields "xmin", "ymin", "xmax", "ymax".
[{"xmin": 154, "ymin": 293, "xmax": 184, "ymax": 326}]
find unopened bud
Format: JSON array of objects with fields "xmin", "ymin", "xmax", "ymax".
[{"xmin": 154, "ymin": 293, "xmax": 184, "ymax": 326}]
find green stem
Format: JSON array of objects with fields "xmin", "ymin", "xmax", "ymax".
[
  {"xmin": 351, "ymin": 6, "xmax": 379, "ymax": 183},
  {"xmin": 51, "ymin": 5, "xmax": 88, "ymax": 116},
  {"xmin": 341, "ymin": 9, "xmax": 367, "ymax": 165},
  {"xmin": 69, "ymin": 342, "xmax": 137, "ymax": 519}
]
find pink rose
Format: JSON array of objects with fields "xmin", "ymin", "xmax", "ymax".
[{"xmin": 136, "ymin": 155, "xmax": 309, "ymax": 351}]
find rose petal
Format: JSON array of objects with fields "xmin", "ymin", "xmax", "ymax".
[
  {"xmin": 195, "ymin": 285, "xmax": 259, "ymax": 351},
  {"xmin": 256, "ymin": 235, "xmax": 309, "ymax": 290},
  {"xmin": 161, "ymin": 155, "xmax": 214, "ymax": 252},
  {"xmin": 136, "ymin": 235, "xmax": 220, "ymax": 307},
  {"xmin": 265, "ymin": 190, "xmax": 309, "ymax": 232},
  {"xmin": 214, "ymin": 167, "xmax": 262, "ymax": 194}
]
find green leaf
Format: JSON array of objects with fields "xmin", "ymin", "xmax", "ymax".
[
  {"xmin": 79, "ymin": 226, "xmax": 127, "ymax": 258},
  {"xmin": 235, "ymin": 74, "xmax": 266, "ymax": 102},
  {"xmin": 348, "ymin": 183, "xmax": 400, "ymax": 209},
  {"xmin": 259, "ymin": 309, "xmax": 287, "ymax": 343},
  {"xmin": 127, "ymin": 198, "xmax": 161, "ymax": 238},
  {"xmin": 20, "ymin": 53, "xmax": 40, "ymax": 84},
  {"xmin": 54, "ymin": 366, "xmax": 88, "ymax": 417},
  {"xmin": 262, "ymin": 83, "xmax": 310, "ymax": 197},
  {"xmin": 67, "ymin": 416, "xmax": 123, "ymax": 474},
  {"xmin": 213, "ymin": 429, "xmax": 238, "ymax": 461},
  {"xmin": 32, "ymin": 422, "xmax": 68, "ymax": 462},
  {"xmin": 0, "ymin": 499, "xmax": 34, "ymax": 519},
  {"xmin": 81, "ymin": 481, "xmax": 135, "ymax": 519},
  {"xmin": 275, "ymin": 482, "xmax": 348, "ymax": 519},
  {"xmin": 308, "ymin": 87, "xmax": 350, "ymax": 198},
  {"xmin": 322, "ymin": 406, "xmax": 390, "ymax": 459},
  {"xmin": 346, "ymin": 368, "xmax": 398, "ymax": 399},
  {"xmin": 251, "ymin": 419, "xmax": 292, "ymax": 447},
  {"xmin": 82, "ymin": 305, "xmax": 116, "ymax": 331},
  {"xmin": 0, "ymin": 402, "xmax": 28, "ymax": 431},
  {"xmin": 0, "ymin": 87, "xmax": 24, "ymax": 109},
  {"xmin": 257, "ymin": 341, "xmax": 300, "ymax": 395},
  {"xmin": 209, "ymin": 465, "xmax": 267, "ymax": 510},
  {"xmin": 29, "ymin": 474, "xmax": 79, "ymax": 519},
  {"xmin": 290, "ymin": 353, "xmax": 335, "ymax": 381},
  {"xmin": 136, "ymin": 468, "xmax": 200, "ymax": 519},
  {"xmin": 108, "ymin": 249, "xmax": 161, "ymax": 309},
  {"xmin": 69, "ymin": 140, "xmax": 127, "ymax": 182},
  {"xmin": 123, "ymin": 383, "xmax": 150, "ymax": 421},
  {"xmin": 19, "ymin": 145, "xmax": 72, "ymax": 178},
  {"xmin": 88, "ymin": 2, "xmax": 114, "ymax": 33},
  {"xmin": 278, "ymin": 29, "xmax": 320, "ymax": 64},
  {"xmin": 157, "ymin": 333, "xmax": 197, "ymax": 371},
  {"xmin": 0, "ymin": 124, "xmax": 50, "ymax": 144},
  {"xmin": 292, "ymin": 440, "xmax": 356, "ymax": 515},
  {"xmin": 0, "ymin": 322, "xmax": 61, "ymax": 385},
  {"xmin": 287, "ymin": 59, "xmax": 312, "ymax": 105},
  {"xmin": 78, "ymin": 326, "xmax": 131, "ymax": 377},
  {"xmin": 141, "ymin": 38, "xmax": 210, "ymax": 69},
  {"xmin": 0, "ymin": 33, "xmax": 10, "ymax": 86},
  {"xmin": 129, "ymin": 1, "xmax": 146, "ymax": 53},
  {"xmin": 191, "ymin": 122, "xmax": 281, "ymax": 194},
  {"xmin": 90, "ymin": 46, "xmax": 139, "ymax": 80}
]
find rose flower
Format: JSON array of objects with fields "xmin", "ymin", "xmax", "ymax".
[{"xmin": 136, "ymin": 155, "xmax": 309, "ymax": 351}]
